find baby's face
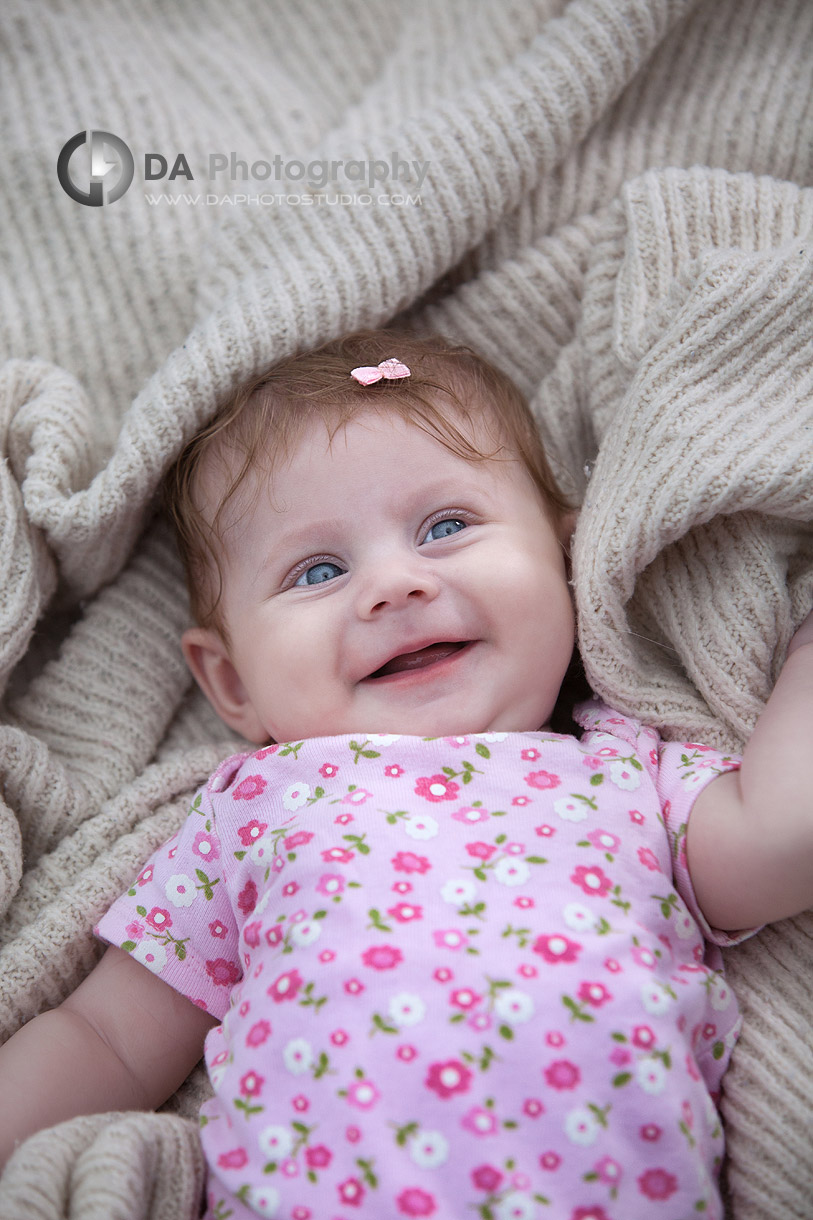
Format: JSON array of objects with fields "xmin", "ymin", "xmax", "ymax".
[{"xmin": 186, "ymin": 409, "xmax": 575, "ymax": 742}]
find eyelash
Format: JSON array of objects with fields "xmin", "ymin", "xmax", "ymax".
[{"xmin": 284, "ymin": 509, "xmax": 475, "ymax": 588}]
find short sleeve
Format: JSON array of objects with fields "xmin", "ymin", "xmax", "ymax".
[
  {"xmin": 575, "ymin": 700, "xmax": 752, "ymax": 947},
  {"xmin": 95, "ymin": 772, "xmax": 243, "ymax": 1019}
]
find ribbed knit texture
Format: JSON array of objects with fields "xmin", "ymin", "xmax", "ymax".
[{"xmin": 0, "ymin": 1, "xmax": 812, "ymax": 1217}]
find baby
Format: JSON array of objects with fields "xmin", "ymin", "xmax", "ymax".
[{"xmin": 1, "ymin": 330, "xmax": 811, "ymax": 1220}]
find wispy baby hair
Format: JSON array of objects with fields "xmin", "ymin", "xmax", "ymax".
[{"xmin": 164, "ymin": 328, "xmax": 572, "ymax": 641}]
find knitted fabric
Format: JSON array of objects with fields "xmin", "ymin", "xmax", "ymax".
[{"xmin": 0, "ymin": 1, "xmax": 811, "ymax": 1218}]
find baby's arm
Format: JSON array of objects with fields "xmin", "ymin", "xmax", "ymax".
[
  {"xmin": 688, "ymin": 609, "xmax": 813, "ymax": 932},
  {"xmin": 0, "ymin": 946, "xmax": 216, "ymax": 1170}
]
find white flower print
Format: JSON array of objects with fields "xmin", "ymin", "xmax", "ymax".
[
  {"xmin": 250, "ymin": 834, "xmax": 276, "ymax": 867},
  {"xmin": 164, "ymin": 874, "xmax": 198, "ymax": 908},
  {"xmin": 709, "ymin": 973, "xmax": 734, "ymax": 1012},
  {"xmin": 388, "ymin": 993, "xmax": 427, "ymax": 1027},
  {"xmin": 408, "ymin": 1128, "xmax": 449, "ymax": 1168},
  {"xmin": 494, "ymin": 988, "xmax": 534, "ymax": 1025},
  {"xmin": 290, "ymin": 919, "xmax": 322, "ymax": 948},
  {"xmin": 282, "ymin": 782, "xmax": 311, "ymax": 811},
  {"xmin": 553, "ymin": 796, "xmax": 588, "ymax": 823},
  {"xmin": 131, "ymin": 940, "xmax": 167, "ymax": 974},
  {"xmin": 636, "ymin": 1058, "xmax": 667, "ymax": 1095},
  {"xmin": 404, "ymin": 814, "xmax": 439, "ymax": 840},
  {"xmin": 495, "ymin": 1192, "xmax": 537, "ymax": 1220},
  {"xmin": 562, "ymin": 902, "xmax": 598, "ymax": 933},
  {"xmin": 258, "ymin": 1125, "xmax": 293, "ymax": 1159},
  {"xmin": 283, "ymin": 1037, "xmax": 314, "ymax": 1075},
  {"xmin": 564, "ymin": 1106, "xmax": 601, "ymax": 1146},
  {"xmin": 474, "ymin": 732, "xmax": 509, "ymax": 742},
  {"xmin": 609, "ymin": 760, "xmax": 641, "ymax": 791},
  {"xmin": 493, "ymin": 857, "xmax": 530, "ymax": 887},
  {"xmin": 367, "ymin": 734, "xmax": 401, "ymax": 746},
  {"xmin": 440, "ymin": 878, "xmax": 477, "ymax": 905},
  {"xmin": 640, "ymin": 980, "xmax": 673, "ymax": 1016},
  {"xmin": 243, "ymin": 1186, "xmax": 280, "ymax": 1218},
  {"xmin": 673, "ymin": 905, "xmax": 696, "ymax": 940}
]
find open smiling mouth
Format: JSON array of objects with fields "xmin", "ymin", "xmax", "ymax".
[{"xmin": 365, "ymin": 641, "xmax": 472, "ymax": 680}]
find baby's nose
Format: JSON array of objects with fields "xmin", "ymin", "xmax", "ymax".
[{"xmin": 356, "ymin": 557, "xmax": 440, "ymax": 618}]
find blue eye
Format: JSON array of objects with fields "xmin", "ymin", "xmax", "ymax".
[
  {"xmin": 425, "ymin": 518, "xmax": 466, "ymax": 541},
  {"xmin": 294, "ymin": 561, "xmax": 346, "ymax": 586}
]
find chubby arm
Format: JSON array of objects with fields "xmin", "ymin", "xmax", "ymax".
[
  {"xmin": 688, "ymin": 610, "xmax": 813, "ymax": 932},
  {"xmin": 0, "ymin": 946, "xmax": 217, "ymax": 1170}
]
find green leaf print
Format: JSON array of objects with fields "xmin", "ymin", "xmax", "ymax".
[
  {"xmin": 279, "ymin": 741, "xmax": 304, "ymax": 758},
  {"xmin": 195, "ymin": 869, "xmax": 220, "ymax": 900},
  {"xmin": 475, "ymin": 742, "xmax": 491, "ymax": 759},
  {"xmin": 349, "ymin": 739, "xmax": 380, "ymax": 763}
]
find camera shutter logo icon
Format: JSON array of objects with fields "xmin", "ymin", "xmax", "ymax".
[{"xmin": 57, "ymin": 131, "xmax": 135, "ymax": 206}]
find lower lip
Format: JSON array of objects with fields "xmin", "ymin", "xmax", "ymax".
[{"xmin": 362, "ymin": 642, "xmax": 476, "ymax": 687}]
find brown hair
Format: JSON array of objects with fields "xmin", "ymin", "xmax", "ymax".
[{"xmin": 163, "ymin": 329, "xmax": 572, "ymax": 642}]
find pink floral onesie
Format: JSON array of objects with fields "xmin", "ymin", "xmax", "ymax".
[{"xmin": 96, "ymin": 702, "xmax": 750, "ymax": 1220}]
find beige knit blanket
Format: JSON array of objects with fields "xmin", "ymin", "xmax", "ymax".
[{"xmin": 1, "ymin": 1, "xmax": 812, "ymax": 1217}]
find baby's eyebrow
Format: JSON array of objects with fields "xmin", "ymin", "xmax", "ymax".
[{"xmin": 249, "ymin": 518, "xmax": 346, "ymax": 584}]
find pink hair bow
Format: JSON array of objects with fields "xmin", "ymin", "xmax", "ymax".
[{"xmin": 350, "ymin": 357, "xmax": 411, "ymax": 385}]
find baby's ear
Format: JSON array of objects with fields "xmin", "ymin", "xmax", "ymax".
[{"xmin": 181, "ymin": 626, "xmax": 267, "ymax": 743}]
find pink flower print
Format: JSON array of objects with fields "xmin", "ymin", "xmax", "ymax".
[
  {"xmin": 136, "ymin": 865, "xmax": 154, "ymax": 886},
  {"xmin": 702, "ymin": 1022, "xmax": 718, "ymax": 1040},
  {"xmin": 281, "ymin": 1158, "xmax": 299, "ymax": 1177},
  {"xmin": 388, "ymin": 902, "xmax": 423, "ymax": 922},
  {"xmin": 397, "ymin": 1044, "xmax": 418, "ymax": 1061},
  {"xmin": 292, "ymin": 1095, "xmax": 309, "ymax": 1112},
  {"xmin": 577, "ymin": 981, "xmax": 612, "ymax": 1008},
  {"xmin": 305, "ymin": 1144, "xmax": 332, "ymax": 1169},
  {"xmin": 346, "ymin": 1125, "xmax": 361, "ymax": 1143},
  {"xmin": 331, "ymin": 1029, "xmax": 350, "ymax": 1047},
  {"xmin": 246, "ymin": 1019, "xmax": 271, "ymax": 1048},
  {"xmin": 282, "ymin": 881, "xmax": 300, "ymax": 898},
  {"xmin": 433, "ymin": 928, "xmax": 468, "ymax": 951},
  {"xmin": 433, "ymin": 967, "xmax": 453, "ymax": 983},
  {"xmin": 525, "ymin": 770, "xmax": 561, "ymax": 790},
  {"xmin": 361, "ymin": 944, "xmax": 403, "ymax": 970},
  {"xmin": 638, "ymin": 1168, "xmax": 678, "ymax": 1201},
  {"xmin": 347, "ymin": 1078, "xmax": 380, "ymax": 1109},
  {"xmin": 604, "ymin": 957, "xmax": 621, "ymax": 973},
  {"xmin": 338, "ymin": 1177, "xmax": 365, "ymax": 1207},
  {"xmin": 539, "ymin": 1151, "xmax": 561, "ymax": 1170},
  {"xmin": 319, "ymin": 762, "xmax": 339, "ymax": 778},
  {"xmin": 237, "ymin": 819, "xmax": 267, "ymax": 847},
  {"xmin": 145, "ymin": 907, "xmax": 171, "ymax": 931},
  {"xmin": 206, "ymin": 958, "xmax": 240, "ymax": 987},
  {"xmin": 573, "ymin": 1210, "xmax": 612, "ymax": 1220},
  {"xmin": 544, "ymin": 1059, "xmax": 581, "ymax": 1090},
  {"xmin": 535, "ymin": 824, "xmax": 555, "ymax": 837},
  {"xmin": 267, "ymin": 969, "xmax": 303, "ymax": 1002},
  {"xmin": 517, "ymin": 963, "xmax": 537, "ymax": 979},
  {"xmin": 254, "ymin": 744, "xmax": 278, "ymax": 760},
  {"xmin": 466, "ymin": 841, "xmax": 496, "ymax": 860},
  {"xmin": 342, "ymin": 787, "xmax": 372, "ymax": 806},
  {"xmin": 208, "ymin": 919, "xmax": 228, "ymax": 939},
  {"xmin": 514, "ymin": 897, "xmax": 535, "ymax": 912},
  {"xmin": 629, "ymin": 808, "xmax": 645, "ymax": 824},
  {"xmin": 239, "ymin": 1070, "xmax": 264, "ymax": 1097},
  {"xmin": 546, "ymin": 1031, "xmax": 565, "ymax": 1047},
  {"xmin": 468, "ymin": 1011, "xmax": 492, "ymax": 1032},
  {"xmin": 292, "ymin": 1209, "xmax": 311, "ymax": 1220},
  {"xmin": 505, "ymin": 841, "xmax": 525, "ymax": 855},
  {"xmin": 319, "ymin": 949, "xmax": 336, "ymax": 963},
  {"xmin": 444, "ymin": 736, "xmax": 470, "ymax": 748},
  {"xmin": 284, "ymin": 831, "xmax": 313, "ymax": 850},
  {"xmin": 523, "ymin": 1098, "xmax": 544, "ymax": 1117},
  {"xmin": 392, "ymin": 880, "xmax": 412, "ymax": 894},
  {"xmin": 472, "ymin": 1165, "xmax": 503, "ymax": 1191},
  {"xmin": 462, "ymin": 1106, "xmax": 499, "ymax": 1136},
  {"xmin": 385, "ymin": 764, "xmax": 405, "ymax": 777},
  {"xmin": 233, "ymin": 775, "xmax": 267, "ymax": 801},
  {"xmin": 512, "ymin": 795, "xmax": 532, "ymax": 806},
  {"xmin": 396, "ymin": 1187, "xmax": 437, "ymax": 1216},
  {"xmin": 450, "ymin": 988, "xmax": 481, "ymax": 1010},
  {"xmin": 533, "ymin": 934, "xmax": 581, "ymax": 964},
  {"xmin": 586, "ymin": 828, "xmax": 620, "ymax": 854},
  {"xmin": 521, "ymin": 748, "xmax": 541, "ymax": 761},
  {"xmin": 581, "ymin": 754, "xmax": 603, "ymax": 769},
  {"xmin": 609, "ymin": 1045, "xmax": 631, "ymax": 1066},
  {"xmin": 316, "ymin": 872, "xmax": 345, "ymax": 898},
  {"xmin": 321, "ymin": 846, "xmax": 354, "ymax": 863},
  {"xmin": 218, "ymin": 1147, "xmax": 248, "ymax": 1170},
  {"xmin": 243, "ymin": 921, "xmax": 262, "ymax": 948},
  {"xmin": 344, "ymin": 978, "xmax": 365, "ymax": 995},
  {"xmin": 637, "ymin": 846, "xmax": 661, "ymax": 872},
  {"xmin": 451, "ymin": 806, "xmax": 490, "ymax": 827},
  {"xmin": 392, "ymin": 851, "xmax": 431, "ymax": 874},
  {"xmin": 640, "ymin": 1123, "xmax": 662, "ymax": 1142},
  {"xmin": 237, "ymin": 880, "xmax": 258, "ymax": 915},
  {"xmin": 425, "ymin": 1058, "xmax": 473, "ymax": 1099},
  {"xmin": 571, "ymin": 864, "xmax": 612, "ymax": 898},
  {"xmin": 125, "ymin": 920, "xmax": 144, "ymax": 941},
  {"xmin": 414, "ymin": 774, "xmax": 460, "ymax": 802},
  {"xmin": 192, "ymin": 831, "xmax": 220, "ymax": 862},
  {"xmin": 265, "ymin": 924, "xmax": 284, "ymax": 948},
  {"xmin": 631, "ymin": 944, "xmax": 658, "ymax": 969},
  {"xmin": 335, "ymin": 812, "xmax": 354, "ymax": 825}
]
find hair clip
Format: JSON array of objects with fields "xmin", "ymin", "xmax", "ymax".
[{"xmin": 350, "ymin": 358, "xmax": 411, "ymax": 385}]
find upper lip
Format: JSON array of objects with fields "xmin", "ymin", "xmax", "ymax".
[{"xmin": 360, "ymin": 637, "xmax": 471, "ymax": 681}]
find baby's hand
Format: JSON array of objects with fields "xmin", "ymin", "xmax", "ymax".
[{"xmin": 787, "ymin": 608, "xmax": 813, "ymax": 657}]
